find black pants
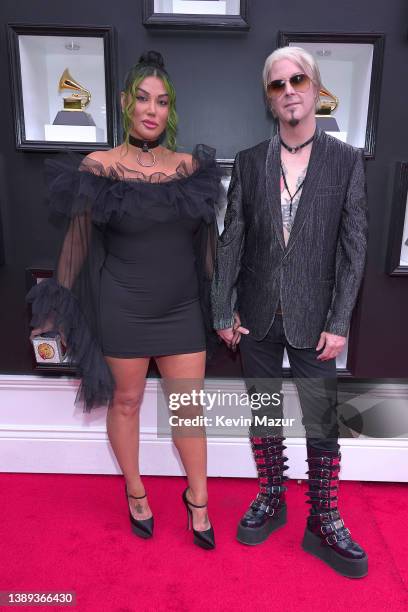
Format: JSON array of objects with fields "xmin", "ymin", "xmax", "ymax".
[{"xmin": 239, "ymin": 314, "xmax": 339, "ymax": 452}]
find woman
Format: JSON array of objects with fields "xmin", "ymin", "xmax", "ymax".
[{"xmin": 27, "ymin": 51, "xmax": 221, "ymax": 550}]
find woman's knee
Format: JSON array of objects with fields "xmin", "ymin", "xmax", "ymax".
[{"xmin": 112, "ymin": 389, "xmax": 144, "ymax": 417}]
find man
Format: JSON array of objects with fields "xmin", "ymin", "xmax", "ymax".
[{"xmin": 211, "ymin": 46, "xmax": 368, "ymax": 578}]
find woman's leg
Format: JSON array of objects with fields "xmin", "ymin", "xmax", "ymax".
[
  {"xmin": 105, "ymin": 356, "xmax": 151, "ymax": 520},
  {"xmin": 155, "ymin": 351, "xmax": 210, "ymax": 530}
]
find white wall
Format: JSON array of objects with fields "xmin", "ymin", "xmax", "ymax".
[{"xmin": 1, "ymin": 375, "xmax": 407, "ymax": 482}]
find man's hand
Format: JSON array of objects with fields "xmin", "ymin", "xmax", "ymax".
[
  {"xmin": 316, "ymin": 331, "xmax": 346, "ymax": 361},
  {"xmin": 217, "ymin": 312, "xmax": 249, "ymax": 351}
]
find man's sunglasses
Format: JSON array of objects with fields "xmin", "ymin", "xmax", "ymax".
[{"xmin": 266, "ymin": 73, "xmax": 311, "ymax": 98}]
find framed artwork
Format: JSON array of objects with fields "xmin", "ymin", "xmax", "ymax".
[
  {"xmin": 142, "ymin": 0, "xmax": 249, "ymax": 30},
  {"xmin": 8, "ymin": 24, "xmax": 118, "ymax": 152},
  {"xmin": 26, "ymin": 268, "xmax": 76, "ymax": 372},
  {"xmin": 277, "ymin": 32, "xmax": 385, "ymax": 159},
  {"xmin": 386, "ymin": 162, "xmax": 408, "ymax": 276}
]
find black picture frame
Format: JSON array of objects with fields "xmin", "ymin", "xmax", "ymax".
[
  {"xmin": 142, "ymin": 0, "xmax": 249, "ymax": 30},
  {"xmin": 7, "ymin": 23, "xmax": 119, "ymax": 152},
  {"xmin": 386, "ymin": 162, "xmax": 408, "ymax": 276},
  {"xmin": 0, "ymin": 211, "xmax": 4, "ymax": 267},
  {"xmin": 277, "ymin": 32, "xmax": 385, "ymax": 159}
]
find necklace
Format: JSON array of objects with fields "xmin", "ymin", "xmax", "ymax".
[
  {"xmin": 280, "ymin": 132, "xmax": 315, "ymax": 154},
  {"xmin": 128, "ymin": 134, "xmax": 161, "ymax": 168},
  {"xmin": 280, "ymin": 162, "xmax": 306, "ymax": 217}
]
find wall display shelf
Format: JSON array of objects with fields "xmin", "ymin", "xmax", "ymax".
[
  {"xmin": 386, "ymin": 162, "xmax": 408, "ymax": 276},
  {"xmin": 0, "ymin": 211, "xmax": 4, "ymax": 266},
  {"xmin": 8, "ymin": 24, "xmax": 118, "ymax": 152},
  {"xmin": 277, "ymin": 32, "xmax": 385, "ymax": 158},
  {"xmin": 142, "ymin": 0, "xmax": 249, "ymax": 30}
]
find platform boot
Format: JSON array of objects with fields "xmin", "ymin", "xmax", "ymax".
[
  {"xmin": 302, "ymin": 445, "xmax": 368, "ymax": 578},
  {"xmin": 237, "ymin": 428, "xmax": 288, "ymax": 545}
]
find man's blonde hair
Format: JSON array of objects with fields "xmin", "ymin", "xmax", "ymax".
[{"xmin": 263, "ymin": 46, "xmax": 322, "ymax": 107}]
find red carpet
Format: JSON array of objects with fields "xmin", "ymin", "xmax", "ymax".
[{"xmin": 1, "ymin": 474, "xmax": 407, "ymax": 611}]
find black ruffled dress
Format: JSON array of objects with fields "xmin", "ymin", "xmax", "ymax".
[{"xmin": 26, "ymin": 144, "xmax": 221, "ymax": 412}]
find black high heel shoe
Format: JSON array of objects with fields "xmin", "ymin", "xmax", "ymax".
[
  {"xmin": 125, "ymin": 484, "xmax": 154, "ymax": 539},
  {"xmin": 182, "ymin": 487, "xmax": 215, "ymax": 550}
]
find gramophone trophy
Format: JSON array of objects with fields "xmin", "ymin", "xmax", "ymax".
[
  {"xmin": 53, "ymin": 68, "xmax": 96, "ymax": 126},
  {"xmin": 316, "ymin": 84, "xmax": 340, "ymax": 132}
]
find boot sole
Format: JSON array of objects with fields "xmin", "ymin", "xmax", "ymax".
[
  {"xmin": 237, "ymin": 505, "xmax": 287, "ymax": 546},
  {"xmin": 302, "ymin": 528, "xmax": 368, "ymax": 578}
]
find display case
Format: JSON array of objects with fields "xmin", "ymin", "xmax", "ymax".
[
  {"xmin": 0, "ymin": 211, "xmax": 4, "ymax": 266},
  {"xmin": 8, "ymin": 24, "xmax": 118, "ymax": 151},
  {"xmin": 386, "ymin": 162, "xmax": 408, "ymax": 276},
  {"xmin": 142, "ymin": 0, "xmax": 249, "ymax": 30}
]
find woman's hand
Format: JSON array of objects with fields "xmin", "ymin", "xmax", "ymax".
[
  {"xmin": 216, "ymin": 312, "xmax": 249, "ymax": 351},
  {"xmin": 29, "ymin": 317, "xmax": 67, "ymax": 346}
]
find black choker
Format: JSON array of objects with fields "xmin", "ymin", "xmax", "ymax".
[
  {"xmin": 128, "ymin": 134, "xmax": 162, "ymax": 167},
  {"xmin": 280, "ymin": 132, "xmax": 315, "ymax": 154},
  {"xmin": 128, "ymin": 134, "xmax": 161, "ymax": 150}
]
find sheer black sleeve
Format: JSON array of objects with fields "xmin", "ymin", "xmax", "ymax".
[
  {"xmin": 190, "ymin": 145, "xmax": 223, "ymax": 359},
  {"xmin": 26, "ymin": 153, "xmax": 115, "ymax": 412}
]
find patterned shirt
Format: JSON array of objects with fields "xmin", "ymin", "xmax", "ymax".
[{"xmin": 280, "ymin": 162, "xmax": 308, "ymax": 246}]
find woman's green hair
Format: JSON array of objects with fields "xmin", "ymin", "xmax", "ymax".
[{"xmin": 122, "ymin": 52, "xmax": 178, "ymax": 151}]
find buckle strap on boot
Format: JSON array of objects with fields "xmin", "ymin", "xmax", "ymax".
[
  {"xmin": 306, "ymin": 454, "xmax": 341, "ymax": 468},
  {"xmin": 307, "ymin": 477, "xmax": 337, "ymax": 488},
  {"xmin": 306, "ymin": 488, "xmax": 338, "ymax": 500},
  {"xmin": 259, "ymin": 481, "xmax": 287, "ymax": 495},
  {"xmin": 250, "ymin": 493, "xmax": 281, "ymax": 517},
  {"xmin": 318, "ymin": 510, "xmax": 341, "ymax": 522},
  {"xmin": 321, "ymin": 522, "xmax": 351, "ymax": 546},
  {"xmin": 258, "ymin": 474, "xmax": 286, "ymax": 486},
  {"xmin": 255, "ymin": 455, "xmax": 289, "ymax": 467},
  {"xmin": 306, "ymin": 467, "xmax": 335, "ymax": 479},
  {"xmin": 253, "ymin": 445, "xmax": 287, "ymax": 456},
  {"xmin": 251, "ymin": 435, "xmax": 285, "ymax": 445},
  {"xmin": 309, "ymin": 498, "xmax": 339, "ymax": 511},
  {"xmin": 256, "ymin": 456, "xmax": 288, "ymax": 468},
  {"xmin": 307, "ymin": 508, "xmax": 351, "ymax": 545},
  {"xmin": 320, "ymin": 519, "xmax": 344, "ymax": 534}
]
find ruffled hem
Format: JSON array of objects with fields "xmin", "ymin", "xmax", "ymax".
[
  {"xmin": 45, "ymin": 144, "xmax": 222, "ymax": 225},
  {"xmin": 26, "ymin": 278, "xmax": 115, "ymax": 412}
]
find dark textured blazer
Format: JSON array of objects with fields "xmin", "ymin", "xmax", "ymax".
[{"xmin": 211, "ymin": 128, "xmax": 368, "ymax": 347}]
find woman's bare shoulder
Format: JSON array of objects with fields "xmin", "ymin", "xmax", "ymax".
[
  {"xmin": 85, "ymin": 147, "xmax": 122, "ymax": 168},
  {"xmin": 171, "ymin": 151, "xmax": 194, "ymax": 171}
]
